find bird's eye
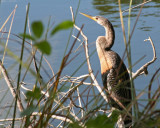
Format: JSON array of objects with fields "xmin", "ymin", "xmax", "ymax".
[{"xmin": 96, "ymin": 17, "xmax": 98, "ymax": 20}]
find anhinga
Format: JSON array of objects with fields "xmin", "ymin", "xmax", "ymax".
[{"xmin": 81, "ymin": 12, "xmax": 132, "ymax": 127}]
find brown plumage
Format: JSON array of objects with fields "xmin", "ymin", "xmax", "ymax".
[{"xmin": 81, "ymin": 13, "xmax": 132, "ymax": 127}]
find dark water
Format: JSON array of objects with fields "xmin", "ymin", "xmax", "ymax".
[{"xmin": 0, "ymin": 0, "xmax": 160, "ymax": 119}]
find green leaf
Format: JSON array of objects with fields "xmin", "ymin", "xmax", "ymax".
[
  {"xmin": 26, "ymin": 86, "xmax": 42, "ymax": 100},
  {"xmin": 32, "ymin": 86, "xmax": 42, "ymax": 100},
  {"xmin": 32, "ymin": 21, "xmax": 44, "ymax": 38},
  {"xmin": 21, "ymin": 105, "xmax": 37, "ymax": 117},
  {"xmin": 85, "ymin": 113, "xmax": 119, "ymax": 128},
  {"xmin": 34, "ymin": 40, "xmax": 51, "ymax": 55},
  {"xmin": 26, "ymin": 91, "xmax": 34, "ymax": 100},
  {"xmin": 51, "ymin": 20, "xmax": 73, "ymax": 36},
  {"xmin": 68, "ymin": 122, "xmax": 83, "ymax": 128},
  {"xmin": 19, "ymin": 33, "xmax": 36, "ymax": 41}
]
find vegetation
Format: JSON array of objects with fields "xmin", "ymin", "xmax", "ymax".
[{"xmin": 0, "ymin": 1, "xmax": 160, "ymax": 128}]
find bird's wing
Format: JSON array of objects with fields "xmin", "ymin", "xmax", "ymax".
[
  {"xmin": 102, "ymin": 65, "xmax": 131, "ymax": 109},
  {"xmin": 117, "ymin": 62, "xmax": 132, "ymax": 102}
]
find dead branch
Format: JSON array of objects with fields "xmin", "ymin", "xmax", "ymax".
[
  {"xmin": 0, "ymin": 5, "xmax": 18, "ymax": 31},
  {"xmin": 0, "ymin": 60, "xmax": 24, "ymax": 112},
  {"xmin": 21, "ymin": 83, "xmax": 49, "ymax": 98},
  {"xmin": 1, "ymin": 4, "xmax": 17, "ymax": 67},
  {"xmin": 131, "ymin": 36, "xmax": 157, "ymax": 79},
  {"xmin": 0, "ymin": 112, "xmax": 72, "ymax": 123},
  {"xmin": 60, "ymin": 74, "xmax": 96, "ymax": 86},
  {"xmin": 122, "ymin": 0, "xmax": 152, "ymax": 13}
]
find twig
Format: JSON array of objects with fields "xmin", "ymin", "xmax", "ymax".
[
  {"xmin": 0, "ymin": 113, "xmax": 73, "ymax": 123},
  {"xmin": 72, "ymin": 35, "xmax": 81, "ymax": 42},
  {"xmin": 132, "ymin": 37, "xmax": 156, "ymax": 79},
  {"xmin": 60, "ymin": 74, "xmax": 96, "ymax": 86},
  {"xmin": 52, "ymin": 83, "xmax": 84, "ymax": 121},
  {"xmin": 73, "ymin": 41, "xmax": 84, "ymax": 53},
  {"xmin": 0, "ymin": 5, "xmax": 18, "ymax": 31},
  {"xmin": 62, "ymin": 74, "xmax": 90, "ymax": 80},
  {"xmin": 0, "ymin": 118, "xmax": 23, "ymax": 122},
  {"xmin": 69, "ymin": 95, "xmax": 84, "ymax": 112},
  {"xmin": 0, "ymin": 60, "xmax": 24, "ymax": 112},
  {"xmin": 122, "ymin": 0, "xmax": 152, "ymax": 13},
  {"xmin": 61, "ymin": 79, "xmax": 96, "ymax": 86},
  {"xmin": 21, "ymin": 83, "xmax": 49, "ymax": 98},
  {"xmin": 77, "ymin": 87, "xmax": 84, "ymax": 117},
  {"xmin": 1, "ymin": 5, "xmax": 17, "ymax": 67}
]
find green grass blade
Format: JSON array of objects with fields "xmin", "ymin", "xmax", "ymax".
[{"xmin": 12, "ymin": 3, "xmax": 30, "ymax": 128}]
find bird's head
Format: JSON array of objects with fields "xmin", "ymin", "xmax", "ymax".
[
  {"xmin": 80, "ymin": 12, "xmax": 108, "ymax": 27},
  {"xmin": 80, "ymin": 12, "xmax": 115, "ymax": 50}
]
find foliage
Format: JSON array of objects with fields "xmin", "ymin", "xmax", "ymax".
[
  {"xmin": 51, "ymin": 20, "xmax": 74, "ymax": 35},
  {"xmin": 85, "ymin": 112, "xmax": 119, "ymax": 128}
]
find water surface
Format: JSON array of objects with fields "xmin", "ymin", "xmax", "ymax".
[{"xmin": 0, "ymin": 0, "xmax": 160, "ymax": 118}]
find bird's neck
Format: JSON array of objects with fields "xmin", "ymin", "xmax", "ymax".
[{"xmin": 104, "ymin": 23, "xmax": 115, "ymax": 50}]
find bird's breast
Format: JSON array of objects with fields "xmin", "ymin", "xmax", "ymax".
[{"xmin": 100, "ymin": 56, "xmax": 113, "ymax": 74}]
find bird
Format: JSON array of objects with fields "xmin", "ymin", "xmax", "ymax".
[{"xmin": 80, "ymin": 12, "xmax": 132, "ymax": 127}]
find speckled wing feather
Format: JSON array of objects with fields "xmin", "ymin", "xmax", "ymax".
[
  {"xmin": 101, "ymin": 56, "xmax": 131, "ymax": 110},
  {"xmin": 102, "ymin": 58, "xmax": 132, "ymax": 127}
]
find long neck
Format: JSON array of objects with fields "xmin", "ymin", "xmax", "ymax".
[{"xmin": 104, "ymin": 21, "xmax": 115, "ymax": 50}]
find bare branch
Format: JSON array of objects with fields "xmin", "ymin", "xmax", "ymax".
[
  {"xmin": 0, "ymin": 112, "xmax": 73, "ymax": 123},
  {"xmin": 1, "ymin": 4, "xmax": 17, "ymax": 66},
  {"xmin": 0, "ymin": 5, "xmax": 18, "ymax": 31},
  {"xmin": 77, "ymin": 87, "xmax": 84, "ymax": 117},
  {"xmin": 0, "ymin": 60, "xmax": 24, "ymax": 112},
  {"xmin": 60, "ymin": 74, "xmax": 96, "ymax": 86},
  {"xmin": 131, "ymin": 36, "xmax": 157, "ymax": 79},
  {"xmin": 122, "ymin": 0, "xmax": 152, "ymax": 13},
  {"xmin": 21, "ymin": 83, "xmax": 49, "ymax": 98}
]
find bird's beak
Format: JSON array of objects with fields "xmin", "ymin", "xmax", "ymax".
[{"xmin": 80, "ymin": 12, "xmax": 97, "ymax": 21}]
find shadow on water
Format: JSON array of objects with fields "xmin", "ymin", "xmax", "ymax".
[
  {"xmin": 92, "ymin": 0, "xmax": 145, "ymax": 15},
  {"xmin": 92, "ymin": 0, "xmax": 160, "ymax": 31},
  {"xmin": 92, "ymin": 0, "xmax": 160, "ymax": 15}
]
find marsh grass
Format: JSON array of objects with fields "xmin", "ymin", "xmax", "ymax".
[{"xmin": 0, "ymin": 1, "xmax": 159, "ymax": 128}]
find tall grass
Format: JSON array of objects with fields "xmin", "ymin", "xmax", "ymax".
[{"xmin": 0, "ymin": 0, "xmax": 159, "ymax": 128}]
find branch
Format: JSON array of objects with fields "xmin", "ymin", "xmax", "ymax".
[
  {"xmin": 0, "ymin": 5, "xmax": 18, "ymax": 31},
  {"xmin": 21, "ymin": 83, "xmax": 49, "ymax": 98},
  {"xmin": 60, "ymin": 74, "xmax": 96, "ymax": 86},
  {"xmin": 0, "ymin": 112, "xmax": 72, "ymax": 123},
  {"xmin": 122, "ymin": 0, "xmax": 152, "ymax": 13},
  {"xmin": 131, "ymin": 36, "xmax": 157, "ymax": 79},
  {"xmin": 0, "ymin": 60, "xmax": 24, "ymax": 112}
]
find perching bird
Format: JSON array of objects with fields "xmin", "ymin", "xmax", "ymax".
[{"xmin": 81, "ymin": 13, "xmax": 132, "ymax": 127}]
